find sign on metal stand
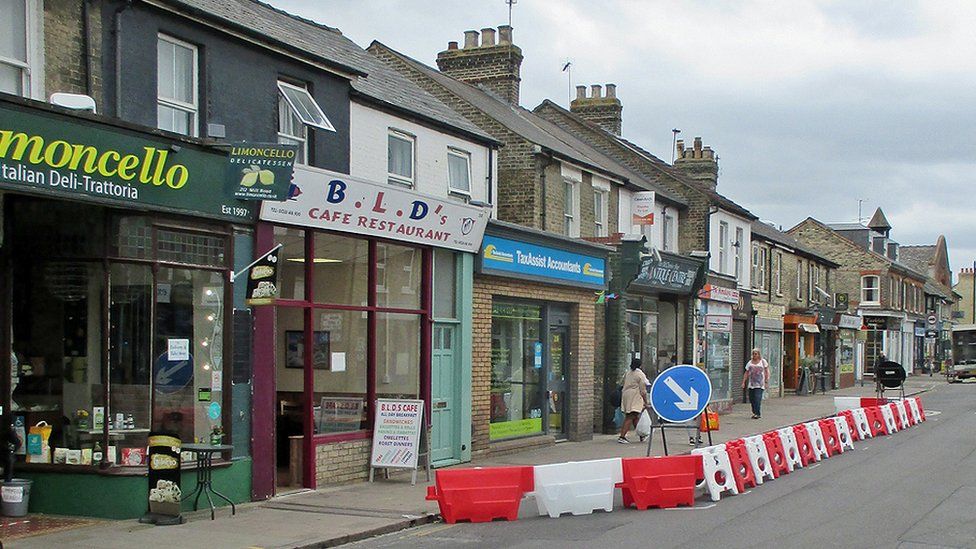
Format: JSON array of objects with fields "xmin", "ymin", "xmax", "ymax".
[
  {"xmin": 645, "ymin": 365, "xmax": 713, "ymax": 456},
  {"xmin": 368, "ymin": 398, "xmax": 430, "ymax": 485}
]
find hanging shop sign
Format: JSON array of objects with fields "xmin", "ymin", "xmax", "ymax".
[
  {"xmin": 244, "ymin": 245, "xmax": 281, "ymax": 305},
  {"xmin": 0, "ymin": 99, "xmax": 255, "ymax": 221},
  {"xmin": 261, "ymin": 166, "xmax": 489, "ymax": 253},
  {"xmin": 632, "ymin": 253, "xmax": 703, "ymax": 294},
  {"xmin": 631, "ymin": 191, "xmax": 655, "ymax": 225},
  {"xmin": 837, "ymin": 314, "xmax": 863, "ymax": 330},
  {"xmin": 478, "ymin": 234, "xmax": 607, "ymax": 289},
  {"xmin": 370, "ymin": 399, "xmax": 424, "ymax": 470},
  {"xmin": 835, "ymin": 293, "xmax": 849, "ymax": 311},
  {"xmin": 698, "ymin": 284, "xmax": 740, "ymax": 304},
  {"xmin": 228, "ymin": 142, "xmax": 298, "ymax": 201}
]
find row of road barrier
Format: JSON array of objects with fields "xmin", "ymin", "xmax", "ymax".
[{"xmin": 425, "ymin": 396, "xmax": 926, "ymax": 523}]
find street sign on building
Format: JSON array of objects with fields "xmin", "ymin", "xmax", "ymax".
[{"xmin": 649, "ymin": 365, "xmax": 712, "ymax": 423}]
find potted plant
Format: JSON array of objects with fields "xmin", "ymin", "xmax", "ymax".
[
  {"xmin": 209, "ymin": 425, "xmax": 224, "ymax": 445},
  {"xmin": 74, "ymin": 409, "xmax": 90, "ymax": 430},
  {"xmin": 148, "ymin": 479, "xmax": 182, "ymax": 516}
]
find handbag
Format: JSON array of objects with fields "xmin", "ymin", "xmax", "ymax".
[{"xmin": 699, "ymin": 410, "xmax": 720, "ymax": 432}]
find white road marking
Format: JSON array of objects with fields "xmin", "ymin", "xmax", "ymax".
[{"xmin": 665, "ymin": 503, "xmax": 717, "ymax": 511}]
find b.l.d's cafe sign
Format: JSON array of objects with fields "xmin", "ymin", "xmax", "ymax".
[
  {"xmin": 0, "ymin": 97, "xmax": 254, "ymax": 221},
  {"xmin": 261, "ymin": 166, "xmax": 490, "ymax": 253}
]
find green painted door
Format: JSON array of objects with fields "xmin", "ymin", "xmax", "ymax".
[{"xmin": 431, "ymin": 323, "xmax": 459, "ymax": 464}]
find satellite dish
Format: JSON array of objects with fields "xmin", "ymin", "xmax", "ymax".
[{"xmin": 877, "ymin": 360, "xmax": 906, "ymax": 389}]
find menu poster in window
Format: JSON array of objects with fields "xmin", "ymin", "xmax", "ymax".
[
  {"xmin": 244, "ymin": 245, "xmax": 281, "ymax": 306},
  {"xmin": 370, "ymin": 399, "xmax": 423, "ymax": 470},
  {"xmin": 228, "ymin": 142, "xmax": 298, "ymax": 201}
]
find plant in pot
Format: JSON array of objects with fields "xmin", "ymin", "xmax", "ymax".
[
  {"xmin": 148, "ymin": 479, "xmax": 182, "ymax": 516},
  {"xmin": 74, "ymin": 409, "xmax": 90, "ymax": 430}
]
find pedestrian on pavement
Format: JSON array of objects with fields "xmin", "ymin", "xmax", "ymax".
[
  {"xmin": 743, "ymin": 348, "xmax": 770, "ymax": 419},
  {"xmin": 618, "ymin": 358, "xmax": 649, "ymax": 444}
]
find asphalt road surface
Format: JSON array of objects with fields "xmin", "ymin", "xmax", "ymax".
[{"xmin": 348, "ymin": 383, "xmax": 976, "ymax": 549}]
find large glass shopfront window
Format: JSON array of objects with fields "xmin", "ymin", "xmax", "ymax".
[
  {"xmin": 757, "ymin": 331, "xmax": 782, "ymax": 391},
  {"xmin": 490, "ymin": 301, "xmax": 544, "ymax": 440},
  {"xmin": 704, "ymin": 331, "xmax": 732, "ymax": 401},
  {"xmin": 626, "ymin": 298, "xmax": 659, "ymax": 376},
  {"xmin": 5, "ymin": 197, "xmax": 230, "ymax": 468}
]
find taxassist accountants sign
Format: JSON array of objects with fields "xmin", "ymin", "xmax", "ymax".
[
  {"xmin": 0, "ymin": 98, "xmax": 254, "ymax": 221},
  {"xmin": 260, "ymin": 166, "xmax": 489, "ymax": 253},
  {"xmin": 478, "ymin": 235, "xmax": 607, "ymax": 289}
]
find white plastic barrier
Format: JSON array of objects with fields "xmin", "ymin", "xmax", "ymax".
[
  {"xmin": 833, "ymin": 396, "xmax": 862, "ymax": 414},
  {"xmin": 777, "ymin": 427, "xmax": 803, "ymax": 471},
  {"xmin": 692, "ymin": 445, "xmax": 739, "ymax": 501},
  {"xmin": 831, "ymin": 416, "xmax": 855, "ymax": 452},
  {"xmin": 906, "ymin": 398, "xmax": 923, "ymax": 424},
  {"xmin": 850, "ymin": 408, "xmax": 873, "ymax": 439},
  {"xmin": 804, "ymin": 422, "xmax": 829, "ymax": 461},
  {"xmin": 532, "ymin": 458, "xmax": 622, "ymax": 518},
  {"xmin": 894, "ymin": 401, "xmax": 911, "ymax": 428},
  {"xmin": 742, "ymin": 435, "xmax": 775, "ymax": 483},
  {"xmin": 879, "ymin": 405, "xmax": 898, "ymax": 433}
]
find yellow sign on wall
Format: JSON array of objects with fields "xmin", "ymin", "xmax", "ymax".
[{"xmin": 489, "ymin": 418, "xmax": 543, "ymax": 440}]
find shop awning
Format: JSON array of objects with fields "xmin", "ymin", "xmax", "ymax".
[{"xmin": 799, "ymin": 323, "xmax": 820, "ymax": 333}]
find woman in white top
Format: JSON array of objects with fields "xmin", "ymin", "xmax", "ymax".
[{"xmin": 742, "ymin": 348, "xmax": 770, "ymax": 419}]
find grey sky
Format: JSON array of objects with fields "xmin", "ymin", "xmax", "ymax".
[{"xmin": 274, "ymin": 0, "xmax": 976, "ymax": 277}]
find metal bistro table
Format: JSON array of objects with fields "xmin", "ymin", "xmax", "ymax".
[{"xmin": 182, "ymin": 443, "xmax": 235, "ymax": 520}]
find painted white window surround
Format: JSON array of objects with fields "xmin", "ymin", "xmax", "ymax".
[
  {"xmin": 447, "ymin": 148, "xmax": 471, "ymax": 195},
  {"xmin": 278, "ymin": 80, "xmax": 335, "ymax": 132},
  {"xmin": 388, "ymin": 130, "xmax": 415, "ymax": 187},
  {"xmin": 734, "ymin": 227, "xmax": 744, "ymax": 283},
  {"xmin": 0, "ymin": 0, "xmax": 42, "ymax": 99},
  {"xmin": 709, "ymin": 211, "xmax": 751, "ymax": 288},
  {"xmin": 796, "ymin": 261, "xmax": 803, "ymax": 300},
  {"xmin": 593, "ymin": 189, "xmax": 608, "ymax": 237},
  {"xmin": 157, "ymin": 34, "xmax": 198, "ymax": 137},
  {"xmin": 277, "ymin": 82, "xmax": 308, "ymax": 164},
  {"xmin": 861, "ymin": 275, "xmax": 880, "ymax": 305},
  {"xmin": 719, "ymin": 221, "xmax": 729, "ymax": 274},
  {"xmin": 563, "ymin": 178, "xmax": 580, "ymax": 238},
  {"xmin": 774, "ymin": 251, "xmax": 783, "ymax": 295}
]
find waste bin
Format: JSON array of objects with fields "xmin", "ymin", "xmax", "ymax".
[{"xmin": 1, "ymin": 478, "xmax": 33, "ymax": 517}]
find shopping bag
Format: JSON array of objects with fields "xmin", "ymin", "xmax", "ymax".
[
  {"xmin": 699, "ymin": 411, "xmax": 720, "ymax": 432},
  {"xmin": 613, "ymin": 408, "xmax": 624, "ymax": 429},
  {"xmin": 26, "ymin": 421, "xmax": 53, "ymax": 463},
  {"xmin": 635, "ymin": 410, "xmax": 652, "ymax": 437}
]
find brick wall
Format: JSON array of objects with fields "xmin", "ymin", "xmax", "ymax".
[
  {"xmin": 472, "ymin": 274, "xmax": 596, "ymax": 454},
  {"xmin": 314, "ymin": 438, "xmax": 372, "ymax": 484},
  {"xmin": 44, "ymin": 0, "xmax": 103, "ymax": 108}
]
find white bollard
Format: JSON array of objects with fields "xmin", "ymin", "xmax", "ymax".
[
  {"xmin": 831, "ymin": 416, "xmax": 855, "ymax": 452},
  {"xmin": 742, "ymin": 435, "xmax": 775, "ymax": 483},
  {"xmin": 776, "ymin": 427, "xmax": 803, "ymax": 471},
  {"xmin": 850, "ymin": 408, "xmax": 873, "ymax": 439},
  {"xmin": 879, "ymin": 405, "xmax": 898, "ymax": 433},
  {"xmin": 894, "ymin": 401, "xmax": 911, "ymax": 428},
  {"xmin": 804, "ymin": 422, "xmax": 829, "ymax": 461},
  {"xmin": 906, "ymin": 399, "xmax": 923, "ymax": 424},
  {"xmin": 692, "ymin": 445, "xmax": 739, "ymax": 501}
]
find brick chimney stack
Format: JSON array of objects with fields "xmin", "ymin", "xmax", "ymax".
[
  {"xmin": 436, "ymin": 25, "xmax": 523, "ymax": 105},
  {"xmin": 674, "ymin": 136, "xmax": 718, "ymax": 190},
  {"xmin": 570, "ymin": 82, "xmax": 623, "ymax": 135}
]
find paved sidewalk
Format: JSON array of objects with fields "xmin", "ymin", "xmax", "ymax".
[{"xmin": 5, "ymin": 377, "xmax": 941, "ymax": 549}]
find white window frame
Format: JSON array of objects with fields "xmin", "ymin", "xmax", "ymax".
[
  {"xmin": 734, "ymin": 227, "xmax": 744, "ymax": 282},
  {"xmin": 277, "ymin": 81, "xmax": 308, "ymax": 165},
  {"xmin": 719, "ymin": 221, "xmax": 729, "ymax": 274},
  {"xmin": 796, "ymin": 261, "xmax": 803, "ymax": 301},
  {"xmin": 663, "ymin": 213, "xmax": 676, "ymax": 251},
  {"xmin": 593, "ymin": 188, "xmax": 608, "ymax": 237},
  {"xmin": 387, "ymin": 129, "xmax": 416, "ymax": 187},
  {"xmin": 447, "ymin": 147, "xmax": 472, "ymax": 196},
  {"xmin": 861, "ymin": 275, "xmax": 880, "ymax": 305},
  {"xmin": 774, "ymin": 251, "xmax": 783, "ymax": 296},
  {"xmin": 1, "ymin": 0, "xmax": 43, "ymax": 99},
  {"xmin": 561, "ymin": 178, "xmax": 580, "ymax": 237},
  {"xmin": 277, "ymin": 80, "xmax": 335, "ymax": 132},
  {"xmin": 156, "ymin": 34, "xmax": 199, "ymax": 137}
]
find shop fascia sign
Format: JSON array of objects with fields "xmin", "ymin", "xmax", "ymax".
[
  {"xmin": 697, "ymin": 283, "xmax": 740, "ymax": 304},
  {"xmin": 0, "ymin": 100, "xmax": 254, "ymax": 222},
  {"xmin": 260, "ymin": 166, "xmax": 489, "ymax": 253},
  {"xmin": 837, "ymin": 314, "xmax": 863, "ymax": 330},
  {"xmin": 631, "ymin": 191, "xmax": 655, "ymax": 225},
  {"xmin": 633, "ymin": 254, "xmax": 701, "ymax": 294},
  {"xmin": 478, "ymin": 234, "xmax": 606, "ymax": 289}
]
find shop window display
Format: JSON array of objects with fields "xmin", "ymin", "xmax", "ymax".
[{"xmin": 705, "ymin": 331, "xmax": 732, "ymax": 401}]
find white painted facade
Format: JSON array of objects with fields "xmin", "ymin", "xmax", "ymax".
[
  {"xmin": 349, "ymin": 102, "xmax": 495, "ymax": 214},
  {"xmin": 617, "ymin": 187, "xmax": 679, "ymax": 252},
  {"xmin": 709, "ymin": 209, "xmax": 753, "ymax": 289}
]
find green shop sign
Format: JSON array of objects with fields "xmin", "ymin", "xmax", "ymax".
[
  {"xmin": 489, "ymin": 418, "xmax": 542, "ymax": 440},
  {"xmin": 0, "ymin": 99, "xmax": 255, "ymax": 222},
  {"xmin": 228, "ymin": 142, "xmax": 297, "ymax": 201}
]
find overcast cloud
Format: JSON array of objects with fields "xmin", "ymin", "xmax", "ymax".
[{"xmin": 275, "ymin": 0, "xmax": 976, "ymax": 277}]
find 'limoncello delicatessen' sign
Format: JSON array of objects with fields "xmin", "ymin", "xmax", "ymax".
[
  {"xmin": 228, "ymin": 142, "xmax": 297, "ymax": 201},
  {"xmin": 0, "ymin": 100, "xmax": 254, "ymax": 221},
  {"xmin": 478, "ymin": 234, "xmax": 607, "ymax": 289}
]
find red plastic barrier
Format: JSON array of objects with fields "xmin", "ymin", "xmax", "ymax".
[
  {"xmin": 762, "ymin": 431, "xmax": 790, "ymax": 478},
  {"xmin": 617, "ymin": 455, "xmax": 702, "ymax": 510},
  {"xmin": 724, "ymin": 439, "xmax": 758, "ymax": 492},
  {"xmin": 915, "ymin": 397, "xmax": 926, "ymax": 421},
  {"xmin": 839, "ymin": 410, "xmax": 860, "ymax": 441},
  {"xmin": 818, "ymin": 419, "xmax": 843, "ymax": 456},
  {"xmin": 425, "ymin": 466, "xmax": 534, "ymax": 523},
  {"xmin": 901, "ymin": 400, "xmax": 916, "ymax": 426},
  {"xmin": 792, "ymin": 424, "xmax": 817, "ymax": 466},
  {"xmin": 888, "ymin": 403, "xmax": 904, "ymax": 431},
  {"xmin": 865, "ymin": 406, "xmax": 887, "ymax": 436},
  {"xmin": 860, "ymin": 397, "xmax": 887, "ymax": 408}
]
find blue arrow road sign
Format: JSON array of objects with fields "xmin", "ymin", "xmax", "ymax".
[
  {"xmin": 154, "ymin": 351, "xmax": 194, "ymax": 395},
  {"xmin": 649, "ymin": 364, "xmax": 712, "ymax": 423}
]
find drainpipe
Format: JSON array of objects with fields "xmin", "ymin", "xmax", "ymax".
[
  {"xmin": 113, "ymin": 1, "xmax": 134, "ymax": 118},
  {"xmin": 536, "ymin": 148, "xmax": 554, "ymax": 230},
  {"xmin": 82, "ymin": 0, "xmax": 94, "ymax": 97}
]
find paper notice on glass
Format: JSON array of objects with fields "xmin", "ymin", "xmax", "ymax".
[
  {"xmin": 167, "ymin": 339, "xmax": 189, "ymax": 361},
  {"xmin": 211, "ymin": 369, "xmax": 222, "ymax": 389},
  {"xmin": 331, "ymin": 352, "xmax": 346, "ymax": 372}
]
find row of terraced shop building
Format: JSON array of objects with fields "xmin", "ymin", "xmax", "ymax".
[{"xmin": 0, "ymin": 0, "xmax": 957, "ymax": 518}]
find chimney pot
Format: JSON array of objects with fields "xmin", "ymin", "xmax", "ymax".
[
  {"xmin": 591, "ymin": 84, "xmax": 602, "ymax": 98},
  {"xmin": 498, "ymin": 25, "xmax": 513, "ymax": 44},
  {"xmin": 481, "ymin": 28, "xmax": 496, "ymax": 46},
  {"xmin": 605, "ymin": 83, "xmax": 616, "ymax": 98},
  {"xmin": 575, "ymin": 85, "xmax": 586, "ymax": 100},
  {"xmin": 447, "ymin": 41, "xmax": 458, "ymax": 50},
  {"xmin": 693, "ymin": 136, "xmax": 703, "ymax": 158},
  {"xmin": 675, "ymin": 139, "xmax": 685, "ymax": 156},
  {"xmin": 702, "ymin": 146, "xmax": 714, "ymax": 159},
  {"xmin": 463, "ymin": 30, "xmax": 479, "ymax": 48}
]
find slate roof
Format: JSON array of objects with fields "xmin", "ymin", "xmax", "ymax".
[
  {"xmin": 825, "ymin": 222, "xmax": 869, "ymax": 232},
  {"xmin": 899, "ymin": 245, "xmax": 936, "ymax": 274},
  {"xmin": 924, "ymin": 280, "xmax": 952, "ymax": 300},
  {"xmin": 370, "ymin": 43, "xmax": 686, "ymax": 203},
  {"xmin": 750, "ymin": 220, "xmax": 838, "ymax": 266},
  {"xmin": 868, "ymin": 207, "xmax": 892, "ymax": 230},
  {"xmin": 161, "ymin": 0, "xmax": 496, "ymax": 144}
]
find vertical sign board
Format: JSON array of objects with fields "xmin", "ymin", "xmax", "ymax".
[
  {"xmin": 370, "ymin": 399, "xmax": 424, "ymax": 470},
  {"xmin": 228, "ymin": 142, "xmax": 298, "ymax": 201},
  {"xmin": 244, "ymin": 246, "xmax": 281, "ymax": 305},
  {"xmin": 632, "ymin": 191, "xmax": 656, "ymax": 226}
]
